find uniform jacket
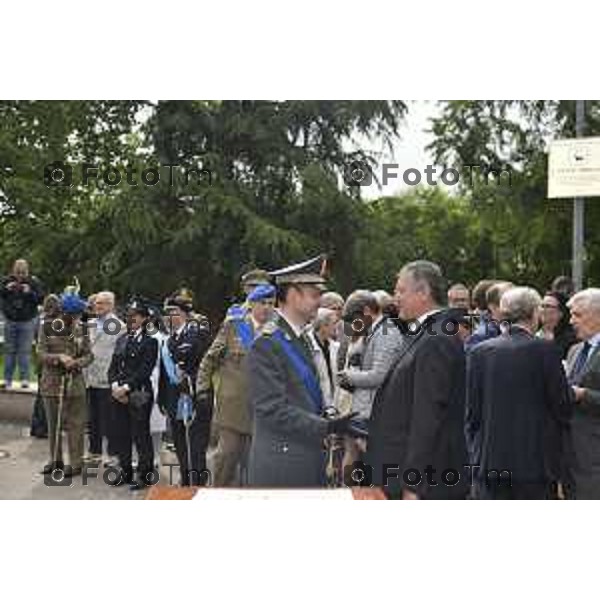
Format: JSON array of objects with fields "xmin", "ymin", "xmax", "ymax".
[
  {"xmin": 37, "ymin": 317, "xmax": 93, "ymax": 399},
  {"xmin": 246, "ymin": 314, "xmax": 329, "ymax": 487},
  {"xmin": 158, "ymin": 320, "xmax": 210, "ymax": 420},
  {"xmin": 197, "ymin": 314, "xmax": 255, "ymax": 434},
  {"xmin": 107, "ymin": 331, "xmax": 158, "ymax": 398}
]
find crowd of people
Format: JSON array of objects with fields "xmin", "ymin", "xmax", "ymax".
[{"xmin": 1, "ymin": 256, "xmax": 598, "ymax": 499}]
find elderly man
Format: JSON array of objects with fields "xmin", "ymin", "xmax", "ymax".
[
  {"xmin": 0, "ymin": 259, "xmax": 44, "ymax": 389},
  {"xmin": 466, "ymin": 287, "xmax": 572, "ymax": 499},
  {"xmin": 83, "ymin": 291, "xmax": 125, "ymax": 465},
  {"xmin": 367, "ymin": 260, "xmax": 468, "ymax": 499},
  {"xmin": 566, "ymin": 288, "xmax": 600, "ymax": 499},
  {"xmin": 447, "ymin": 283, "xmax": 470, "ymax": 309}
]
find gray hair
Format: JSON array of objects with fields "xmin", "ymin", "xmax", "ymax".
[
  {"xmin": 499, "ymin": 286, "xmax": 542, "ymax": 322},
  {"xmin": 320, "ymin": 291, "xmax": 344, "ymax": 309},
  {"xmin": 398, "ymin": 260, "xmax": 446, "ymax": 306},
  {"xmin": 568, "ymin": 288, "xmax": 600, "ymax": 315},
  {"xmin": 373, "ymin": 289, "xmax": 393, "ymax": 311},
  {"xmin": 95, "ymin": 291, "xmax": 115, "ymax": 307},
  {"xmin": 343, "ymin": 290, "xmax": 379, "ymax": 319},
  {"xmin": 313, "ymin": 307, "xmax": 337, "ymax": 331}
]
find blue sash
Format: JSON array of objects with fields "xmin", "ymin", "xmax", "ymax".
[
  {"xmin": 161, "ymin": 339, "xmax": 180, "ymax": 386},
  {"xmin": 272, "ymin": 329, "xmax": 323, "ymax": 414},
  {"xmin": 227, "ymin": 304, "xmax": 247, "ymax": 319},
  {"xmin": 232, "ymin": 318, "xmax": 254, "ymax": 350}
]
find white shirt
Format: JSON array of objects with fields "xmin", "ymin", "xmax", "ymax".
[{"xmin": 587, "ymin": 332, "xmax": 600, "ymax": 348}]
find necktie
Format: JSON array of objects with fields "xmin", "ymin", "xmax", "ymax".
[{"xmin": 571, "ymin": 341, "xmax": 592, "ymax": 383}]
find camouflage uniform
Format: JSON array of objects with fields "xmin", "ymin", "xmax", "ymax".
[
  {"xmin": 38, "ymin": 317, "xmax": 93, "ymax": 469},
  {"xmin": 197, "ymin": 314, "xmax": 257, "ymax": 485}
]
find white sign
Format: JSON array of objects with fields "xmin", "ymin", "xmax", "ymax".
[
  {"xmin": 548, "ymin": 137, "xmax": 600, "ymax": 198},
  {"xmin": 192, "ymin": 488, "xmax": 355, "ymax": 501}
]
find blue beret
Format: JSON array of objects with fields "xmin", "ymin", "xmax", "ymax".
[
  {"xmin": 60, "ymin": 292, "xmax": 87, "ymax": 314},
  {"xmin": 247, "ymin": 284, "xmax": 276, "ymax": 303}
]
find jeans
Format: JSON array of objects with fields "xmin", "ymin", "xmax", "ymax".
[{"xmin": 3, "ymin": 318, "xmax": 36, "ymax": 383}]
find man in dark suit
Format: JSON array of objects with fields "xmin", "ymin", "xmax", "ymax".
[
  {"xmin": 246, "ymin": 255, "xmax": 357, "ymax": 487},
  {"xmin": 466, "ymin": 287, "xmax": 572, "ymax": 500},
  {"xmin": 159, "ymin": 291, "xmax": 211, "ymax": 486},
  {"xmin": 565, "ymin": 288, "xmax": 600, "ymax": 499},
  {"xmin": 367, "ymin": 260, "xmax": 468, "ymax": 500},
  {"xmin": 108, "ymin": 298, "xmax": 158, "ymax": 491}
]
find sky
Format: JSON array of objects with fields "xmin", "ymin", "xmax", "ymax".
[{"xmin": 355, "ymin": 100, "xmax": 442, "ymax": 200}]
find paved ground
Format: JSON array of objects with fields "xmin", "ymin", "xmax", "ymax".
[{"xmin": 0, "ymin": 422, "xmax": 196, "ymax": 500}]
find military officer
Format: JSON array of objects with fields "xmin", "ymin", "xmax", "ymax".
[
  {"xmin": 197, "ymin": 283, "xmax": 276, "ymax": 486},
  {"xmin": 246, "ymin": 255, "xmax": 358, "ymax": 487},
  {"xmin": 158, "ymin": 290, "xmax": 211, "ymax": 486},
  {"xmin": 108, "ymin": 297, "xmax": 159, "ymax": 490},
  {"xmin": 39, "ymin": 288, "xmax": 93, "ymax": 477},
  {"xmin": 226, "ymin": 268, "xmax": 271, "ymax": 320}
]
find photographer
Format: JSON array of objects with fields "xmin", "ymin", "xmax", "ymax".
[{"xmin": 0, "ymin": 259, "xmax": 44, "ymax": 389}]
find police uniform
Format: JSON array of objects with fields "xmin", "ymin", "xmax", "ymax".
[
  {"xmin": 247, "ymin": 256, "xmax": 336, "ymax": 487},
  {"xmin": 39, "ymin": 291, "xmax": 93, "ymax": 474},
  {"xmin": 158, "ymin": 295, "xmax": 211, "ymax": 486},
  {"xmin": 107, "ymin": 299, "xmax": 159, "ymax": 488}
]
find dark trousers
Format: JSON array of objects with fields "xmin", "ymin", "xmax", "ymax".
[
  {"xmin": 112, "ymin": 398, "xmax": 154, "ymax": 482},
  {"xmin": 87, "ymin": 387, "xmax": 115, "ymax": 455},
  {"xmin": 170, "ymin": 402, "xmax": 212, "ymax": 486},
  {"xmin": 476, "ymin": 480, "xmax": 558, "ymax": 500}
]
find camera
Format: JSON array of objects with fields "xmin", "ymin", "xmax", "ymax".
[
  {"xmin": 343, "ymin": 160, "xmax": 373, "ymax": 187},
  {"xmin": 43, "ymin": 160, "xmax": 73, "ymax": 188},
  {"xmin": 343, "ymin": 460, "xmax": 373, "ymax": 487}
]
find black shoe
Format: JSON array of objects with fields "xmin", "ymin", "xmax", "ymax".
[
  {"xmin": 129, "ymin": 479, "xmax": 148, "ymax": 492},
  {"xmin": 109, "ymin": 469, "xmax": 134, "ymax": 487}
]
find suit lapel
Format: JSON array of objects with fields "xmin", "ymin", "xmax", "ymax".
[{"xmin": 581, "ymin": 344, "xmax": 600, "ymax": 378}]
